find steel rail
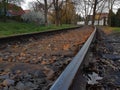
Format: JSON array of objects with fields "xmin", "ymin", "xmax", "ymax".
[
  {"xmin": 0, "ymin": 26, "xmax": 80, "ymax": 44},
  {"xmin": 50, "ymin": 27, "xmax": 96, "ymax": 90},
  {"xmin": 0, "ymin": 27, "xmax": 80, "ymax": 40}
]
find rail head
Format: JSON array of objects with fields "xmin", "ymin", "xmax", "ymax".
[
  {"xmin": 0, "ymin": 27, "xmax": 80, "ymax": 40},
  {"xmin": 50, "ymin": 27, "xmax": 96, "ymax": 90},
  {"xmin": 0, "ymin": 26, "xmax": 81, "ymax": 44}
]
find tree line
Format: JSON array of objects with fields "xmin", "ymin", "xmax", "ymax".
[
  {"xmin": 75, "ymin": 0, "xmax": 120, "ymax": 25},
  {"xmin": 30, "ymin": 0, "xmax": 78, "ymax": 26},
  {"xmin": 0, "ymin": 0, "xmax": 78, "ymax": 26},
  {"xmin": 108, "ymin": 8, "xmax": 120, "ymax": 27},
  {"xmin": 32, "ymin": 0, "xmax": 120, "ymax": 26},
  {"xmin": 0, "ymin": 0, "xmax": 120, "ymax": 26}
]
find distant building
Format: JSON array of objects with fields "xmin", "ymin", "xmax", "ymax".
[
  {"xmin": 0, "ymin": 3, "xmax": 24, "ymax": 17},
  {"xmin": 87, "ymin": 13, "xmax": 108, "ymax": 25},
  {"xmin": 24, "ymin": 10, "xmax": 31, "ymax": 14},
  {"xmin": 6, "ymin": 4, "xmax": 25, "ymax": 17},
  {"xmin": 77, "ymin": 21, "xmax": 85, "ymax": 25}
]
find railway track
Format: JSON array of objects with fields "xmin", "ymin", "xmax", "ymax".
[
  {"xmin": 50, "ymin": 27, "xmax": 96, "ymax": 90},
  {"xmin": 50, "ymin": 27, "xmax": 120, "ymax": 90},
  {"xmin": 1, "ymin": 26, "xmax": 119, "ymax": 90},
  {"xmin": 0, "ymin": 27, "xmax": 80, "ymax": 44},
  {"xmin": 0, "ymin": 26, "xmax": 93, "ymax": 90}
]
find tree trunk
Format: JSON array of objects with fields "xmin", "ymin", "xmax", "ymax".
[
  {"xmin": 98, "ymin": 19, "xmax": 99, "ymax": 25},
  {"xmin": 44, "ymin": 0, "xmax": 48, "ymax": 26},
  {"xmin": 92, "ymin": 0, "xmax": 97, "ymax": 25},
  {"xmin": 55, "ymin": 8, "xmax": 60, "ymax": 26},
  {"xmin": 85, "ymin": 16, "xmax": 88, "ymax": 25},
  {"xmin": 53, "ymin": 0, "xmax": 62, "ymax": 26},
  {"xmin": 103, "ymin": 17, "xmax": 106, "ymax": 26},
  {"xmin": 2, "ymin": 0, "xmax": 7, "ymax": 22}
]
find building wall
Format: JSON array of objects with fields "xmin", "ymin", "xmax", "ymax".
[
  {"xmin": 77, "ymin": 21, "xmax": 85, "ymax": 25},
  {"xmin": 88, "ymin": 18, "xmax": 108, "ymax": 25}
]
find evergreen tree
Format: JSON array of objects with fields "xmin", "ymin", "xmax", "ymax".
[
  {"xmin": 108, "ymin": 10, "xmax": 116, "ymax": 26},
  {"xmin": 116, "ymin": 8, "xmax": 120, "ymax": 27}
]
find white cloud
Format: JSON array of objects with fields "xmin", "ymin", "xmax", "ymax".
[{"xmin": 21, "ymin": 0, "xmax": 36, "ymax": 10}]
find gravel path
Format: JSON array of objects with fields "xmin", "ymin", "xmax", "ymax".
[
  {"xmin": 0, "ymin": 26, "xmax": 93, "ymax": 90},
  {"xmin": 83, "ymin": 27, "xmax": 120, "ymax": 90}
]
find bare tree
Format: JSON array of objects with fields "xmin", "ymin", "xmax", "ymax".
[
  {"xmin": 44, "ymin": 0, "xmax": 48, "ymax": 26},
  {"xmin": 8, "ymin": 0, "xmax": 24, "ymax": 5},
  {"xmin": 31, "ymin": 1, "xmax": 44, "ymax": 12},
  {"xmin": 74, "ymin": 0, "xmax": 94, "ymax": 25},
  {"xmin": 108, "ymin": 0, "xmax": 117, "ymax": 11},
  {"xmin": 92, "ymin": 0, "xmax": 98, "ymax": 25},
  {"xmin": 36, "ymin": 0, "xmax": 48, "ymax": 26},
  {"xmin": 32, "ymin": 0, "xmax": 53, "ymax": 26},
  {"xmin": 52, "ymin": 0, "xmax": 64, "ymax": 26},
  {"xmin": 96, "ymin": 0, "xmax": 107, "ymax": 25},
  {"xmin": 91, "ymin": 0, "xmax": 109, "ymax": 25}
]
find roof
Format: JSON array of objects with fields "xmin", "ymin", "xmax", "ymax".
[
  {"xmin": 24, "ymin": 10, "xmax": 31, "ymax": 14},
  {"xmin": 0, "ymin": 3, "xmax": 25, "ymax": 16},
  {"xmin": 87, "ymin": 13, "xmax": 108, "ymax": 21},
  {"xmin": 8, "ymin": 10, "xmax": 24, "ymax": 16},
  {"xmin": 7, "ymin": 3, "xmax": 25, "ymax": 16},
  {"xmin": 95, "ymin": 13, "xmax": 108, "ymax": 20}
]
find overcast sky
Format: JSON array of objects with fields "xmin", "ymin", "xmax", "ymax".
[
  {"xmin": 21, "ymin": 0, "xmax": 36, "ymax": 10},
  {"xmin": 21, "ymin": 0, "xmax": 120, "ymax": 13}
]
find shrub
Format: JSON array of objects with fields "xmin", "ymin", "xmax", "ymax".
[{"xmin": 21, "ymin": 11, "xmax": 45, "ymax": 25}]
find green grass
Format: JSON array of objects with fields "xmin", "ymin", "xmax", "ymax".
[
  {"xmin": 111, "ymin": 27, "xmax": 120, "ymax": 32},
  {"xmin": 0, "ymin": 21, "xmax": 76, "ymax": 37}
]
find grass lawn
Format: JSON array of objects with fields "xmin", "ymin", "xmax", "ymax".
[
  {"xmin": 111, "ymin": 27, "xmax": 120, "ymax": 32},
  {"xmin": 0, "ymin": 21, "xmax": 76, "ymax": 37},
  {"xmin": 103, "ymin": 26, "xmax": 120, "ymax": 34}
]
